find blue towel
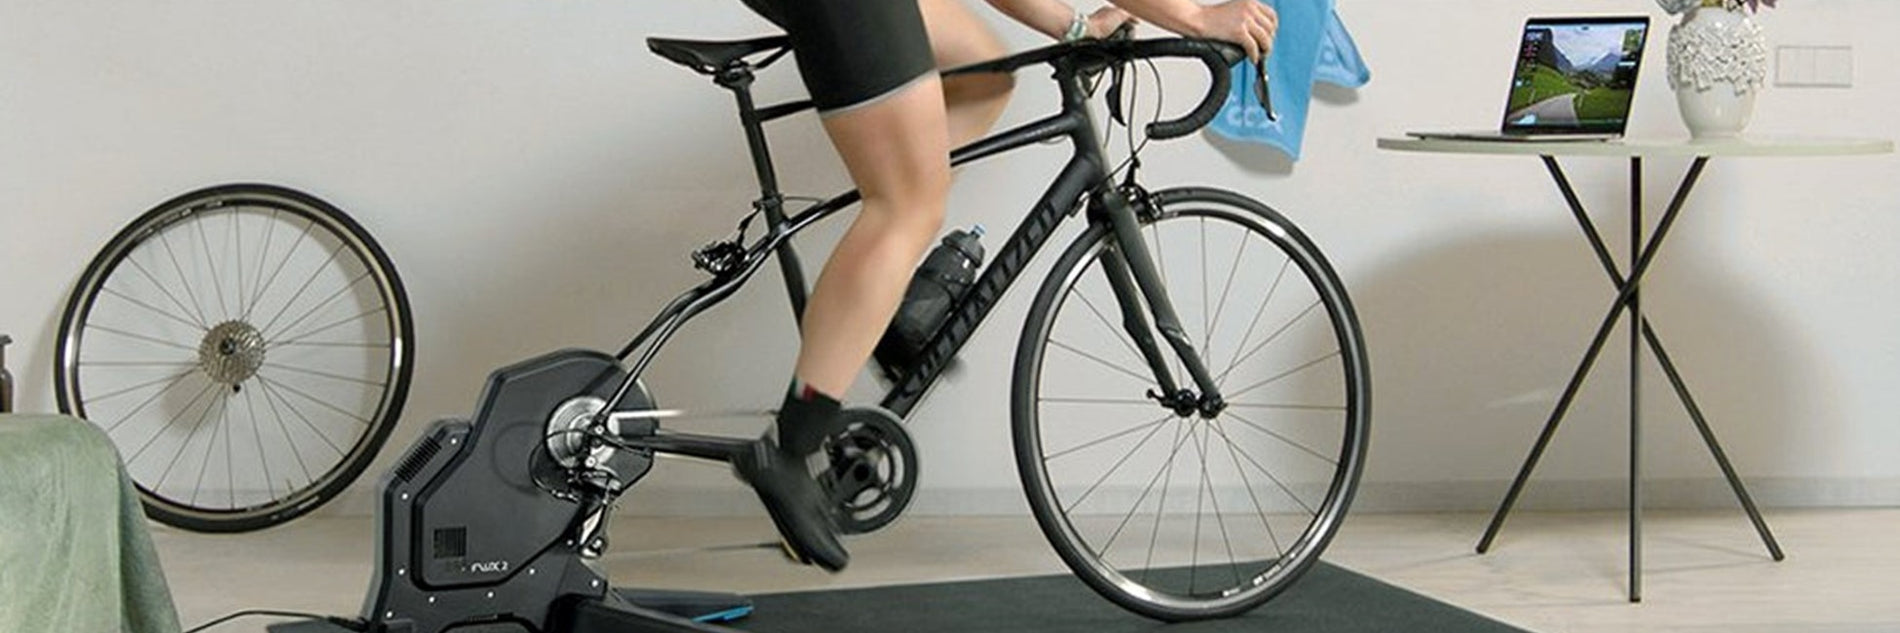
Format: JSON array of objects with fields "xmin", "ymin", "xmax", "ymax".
[{"xmin": 1208, "ymin": 0, "xmax": 1370, "ymax": 160}]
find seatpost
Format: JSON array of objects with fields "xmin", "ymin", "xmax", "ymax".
[
  {"xmin": 714, "ymin": 62, "xmax": 812, "ymax": 322},
  {"xmin": 715, "ymin": 65, "xmax": 784, "ymax": 201}
]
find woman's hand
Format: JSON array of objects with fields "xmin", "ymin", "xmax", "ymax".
[
  {"xmin": 1191, "ymin": 0, "xmax": 1276, "ymax": 61},
  {"xmin": 1084, "ymin": 6, "xmax": 1135, "ymax": 39}
]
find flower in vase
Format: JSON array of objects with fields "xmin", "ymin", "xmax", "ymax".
[{"xmin": 1657, "ymin": 0, "xmax": 1778, "ymax": 14}]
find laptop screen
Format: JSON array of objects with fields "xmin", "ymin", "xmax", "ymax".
[{"xmin": 1500, "ymin": 17, "xmax": 1651, "ymax": 136}]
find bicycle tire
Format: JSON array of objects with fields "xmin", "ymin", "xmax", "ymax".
[
  {"xmin": 1012, "ymin": 186, "xmax": 1369, "ymax": 620},
  {"xmin": 56, "ymin": 183, "xmax": 414, "ymax": 532}
]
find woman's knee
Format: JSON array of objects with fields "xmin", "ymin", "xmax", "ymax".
[{"xmin": 864, "ymin": 177, "xmax": 949, "ymax": 241}]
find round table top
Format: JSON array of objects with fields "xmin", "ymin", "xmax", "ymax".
[{"xmin": 1376, "ymin": 135, "xmax": 1894, "ymax": 158}]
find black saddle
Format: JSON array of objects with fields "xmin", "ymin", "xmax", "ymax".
[{"xmin": 647, "ymin": 36, "xmax": 791, "ymax": 75}]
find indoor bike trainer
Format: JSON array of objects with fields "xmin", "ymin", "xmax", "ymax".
[{"xmin": 273, "ymin": 27, "xmax": 1368, "ymax": 633}]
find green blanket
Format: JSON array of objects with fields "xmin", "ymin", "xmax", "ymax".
[{"xmin": 1, "ymin": 414, "xmax": 182, "ymax": 633}]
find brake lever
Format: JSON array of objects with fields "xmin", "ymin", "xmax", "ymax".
[
  {"xmin": 1254, "ymin": 58, "xmax": 1279, "ymax": 122},
  {"xmin": 1105, "ymin": 62, "xmax": 1128, "ymax": 127}
]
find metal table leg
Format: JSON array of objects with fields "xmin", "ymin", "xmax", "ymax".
[{"xmin": 1474, "ymin": 156, "xmax": 1782, "ymax": 601}]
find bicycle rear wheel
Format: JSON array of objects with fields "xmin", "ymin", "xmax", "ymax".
[
  {"xmin": 56, "ymin": 183, "xmax": 413, "ymax": 532},
  {"xmin": 1012, "ymin": 187, "xmax": 1369, "ymax": 620}
]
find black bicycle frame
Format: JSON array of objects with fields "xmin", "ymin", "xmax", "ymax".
[{"xmin": 601, "ymin": 46, "xmax": 1226, "ymax": 424}]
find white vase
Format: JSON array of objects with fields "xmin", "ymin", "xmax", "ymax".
[{"xmin": 1666, "ymin": 7, "xmax": 1767, "ymax": 139}]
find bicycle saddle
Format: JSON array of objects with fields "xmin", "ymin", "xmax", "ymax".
[{"xmin": 647, "ymin": 35, "xmax": 791, "ymax": 75}]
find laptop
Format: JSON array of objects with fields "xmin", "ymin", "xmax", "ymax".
[{"xmin": 1410, "ymin": 16, "xmax": 1651, "ymax": 142}]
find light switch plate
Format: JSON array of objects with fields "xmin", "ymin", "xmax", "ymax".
[{"xmin": 1776, "ymin": 45, "xmax": 1853, "ymax": 88}]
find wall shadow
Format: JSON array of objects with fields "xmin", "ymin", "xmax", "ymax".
[{"xmin": 1346, "ymin": 217, "xmax": 1808, "ymax": 511}]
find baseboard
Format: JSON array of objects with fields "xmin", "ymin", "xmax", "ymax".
[{"xmin": 316, "ymin": 476, "xmax": 1900, "ymax": 519}]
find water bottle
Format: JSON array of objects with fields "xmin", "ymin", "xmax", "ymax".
[
  {"xmin": 1, "ymin": 334, "xmax": 14, "ymax": 413},
  {"xmin": 876, "ymin": 226, "xmax": 986, "ymax": 370}
]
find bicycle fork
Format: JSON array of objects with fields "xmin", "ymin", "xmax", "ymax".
[{"xmin": 1089, "ymin": 185, "xmax": 1227, "ymax": 418}]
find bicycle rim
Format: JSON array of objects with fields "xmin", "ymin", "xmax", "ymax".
[
  {"xmin": 1013, "ymin": 187, "xmax": 1369, "ymax": 620},
  {"xmin": 56, "ymin": 183, "xmax": 413, "ymax": 532}
]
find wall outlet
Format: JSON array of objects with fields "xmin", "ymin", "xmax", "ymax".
[{"xmin": 1775, "ymin": 45, "xmax": 1853, "ymax": 88}]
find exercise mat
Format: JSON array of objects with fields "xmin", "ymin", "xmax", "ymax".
[{"xmin": 736, "ymin": 562, "xmax": 1527, "ymax": 633}]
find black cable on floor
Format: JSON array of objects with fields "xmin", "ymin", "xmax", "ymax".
[{"xmin": 184, "ymin": 609, "xmax": 368, "ymax": 633}]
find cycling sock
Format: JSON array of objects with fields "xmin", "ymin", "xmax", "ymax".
[{"xmin": 771, "ymin": 378, "xmax": 842, "ymax": 461}]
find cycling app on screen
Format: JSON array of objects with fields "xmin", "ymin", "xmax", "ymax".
[{"xmin": 1505, "ymin": 23, "xmax": 1648, "ymax": 129}]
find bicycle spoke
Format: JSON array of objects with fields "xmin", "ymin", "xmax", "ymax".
[
  {"xmin": 270, "ymin": 306, "xmax": 386, "ymax": 349},
  {"xmin": 1200, "ymin": 217, "xmax": 1210, "ymax": 357},
  {"xmin": 246, "ymin": 215, "xmax": 314, "ymax": 322},
  {"xmin": 99, "ymin": 287, "xmax": 207, "ymax": 332},
  {"xmin": 157, "ymin": 230, "xmax": 214, "ymax": 329},
  {"xmin": 125, "ymin": 257, "xmax": 209, "ymax": 330},
  {"xmin": 1039, "ymin": 396, "xmax": 1159, "ymax": 406},
  {"xmin": 82, "ymin": 366, "xmax": 202, "ymax": 405},
  {"xmin": 187, "ymin": 393, "xmax": 231, "ymax": 506},
  {"xmin": 81, "ymin": 361, "xmax": 198, "ymax": 368},
  {"xmin": 86, "ymin": 322, "xmax": 201, "ymax": 354},
  {"xmin": 1070, "ymin": 282, "xmax": 1145, "ymax": 365},
  {"xmin": 125, "ymin": 377, "xmax": 217, "ymax": 467},
  {"xmin": 242, "ymin": 384, "xmax": 278, "ymax": 502},
  {"xmin": 1047, "ymin": 338, "xmax": 1155, "ymax": 387},
  {"xmin": 267, "ymin": 270, "xmax": 372, "ymax": 343},
  {"xmin": 243, "ymin": 208, "xmax": 277, "ymax": 321},
  {"xmin": 156, "ymin": 386, "xmax": 222, "ymax": 492},
  {"xmin": 232, "ymin": 209, "xmax": 247, "ymax": 324},
  {"xmin": 262, "ymin": 362, "xmax": 383, "ymax": 388},
  {"xmin": 259, "ymin": 242, "xmax": 346, "ymax": 337},
  {"xmin": 273, "ymin": 340, "xmax": 386, "ymax": 349},
  {"xmin": 256, "ymin": 375, "xmax": 348, "ymax": 457},
  {"xmin": 1210, "ymin": 418, "xmax": 1319, "ymax": 515},
  {"xmin": 1224, "ymin": 350, "xmax": 1340, "ymax": 402},
  {"xmin": 1205, "ymin": 229, "xmax": 1251, "ymax": 358},
  {"xmin": 1223, "ymin": 410, "xmax": 1337, "ymax": 468},
  {"xmin": 1140, "ymin": 419, "xmax": 1186, "ymax": 581},
  {"xmin": 1217, "ymin": 258, "xmax": 1291, "ymax": 383},
  {"xmin": 225, "ymin": 383, "xmax": 238, "ymax": 508},
  {"xmin": 1211, "ymin": 421, "xmax": 1284, "ymax": 555},
  {"xmin": 1190, "ymin": 420, "xmax": 1245, "ymax": 594},
  {"xmin": 1217, "ymin": 299, "xmax": 1322, "ymax": 388},
  {"xmin": 196, "ymin": 213, "xmax": 232, "ymax": 320},
  {"xmin": 1225, "ymin": 402, "xmax": 1346, "ymax": 412},
  {"xmin": 1054, "ymin": 414, "xmax": 1174, "ymax": 513},
  {"xmin": 256, "ymin": 372, "xmax": 373, "ymax": 428},
  {"xmin": 100, "ymin": 368, "xmax": 199, "ymax": 434},
  {"xmin": 256, "ymin": 373, "xmax": 317, "ymax": 485},
  {"xmin": 1189, "ymin": 421, "xmax": 1207, "ymax": 593},
  {"xmin": 1043, "ymin": 413, "xmax": 1171, "ymax": 461},
  {"xmin": 1098, "ymin": 420, "xmax": 1195, "ymax": 553}
]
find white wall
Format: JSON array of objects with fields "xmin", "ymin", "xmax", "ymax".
[{"xmin": 3, "ymin": 0, "xmax": 1896, "ymax": 518}]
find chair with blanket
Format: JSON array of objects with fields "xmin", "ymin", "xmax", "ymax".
[{"xmin": 1, "ymin": 405, "xmax": 184, "ymax": 632}]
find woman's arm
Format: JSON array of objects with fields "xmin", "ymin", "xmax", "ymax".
[
  {"xmin": 981, "ymin": 0, "xmax": 1277, "ymax": 60},
  {"xmin": 981, "ymin": 0, "xmax": 1130, "ymax": 41}
]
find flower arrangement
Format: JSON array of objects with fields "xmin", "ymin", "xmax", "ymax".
[{"xmin": 1658, "ymin": 0, "xmax": 1777, "ymax": 14}]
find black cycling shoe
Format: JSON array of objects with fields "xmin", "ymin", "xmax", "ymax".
[{"xmin": 732, "ymin": 438, "xmax": 849, "ymax": 572}]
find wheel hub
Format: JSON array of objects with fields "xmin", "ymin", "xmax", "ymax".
[{"xmin": 198, "ymin": 320, "xmax": 265, "ymax": 386}]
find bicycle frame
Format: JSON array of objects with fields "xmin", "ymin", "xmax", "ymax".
[{"xmin": 601, "ymin": 44, "xmax": 1230, "ymax": 430}]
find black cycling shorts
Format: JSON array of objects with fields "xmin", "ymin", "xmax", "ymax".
[{"xmin": 739, "ymin": 0, "xmax": 936, "ymax": 114}]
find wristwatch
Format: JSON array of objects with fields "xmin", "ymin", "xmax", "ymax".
[{"xmin": 1063, "ymin": 11, "xmax": 1089, "ymax": 42}]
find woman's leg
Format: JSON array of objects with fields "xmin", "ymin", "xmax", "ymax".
[
  {"xmin": 792, "ymin": 78, "xmax": 953, "ymax": 396},
  {"xmin": 921, "ymin": 0, "xmax": 1015, "ymax": 147}
]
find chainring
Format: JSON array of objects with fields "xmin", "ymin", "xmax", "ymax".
[{"xmin": 823, "ymin": 406, "xmax": 918, "ymax": 535}]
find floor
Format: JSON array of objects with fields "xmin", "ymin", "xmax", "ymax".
[{"xmin": 153, "ymin": 508, "xmax": 1900, "ymax": 633}]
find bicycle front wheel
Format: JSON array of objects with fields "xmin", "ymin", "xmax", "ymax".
[
  {"xmin": 56, "ymin": 183, "xmax": 414, "ymax": 532},
  {"xmin": 1012, "ymin": 187, "xmax": 1369, "ymax": 620}
]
